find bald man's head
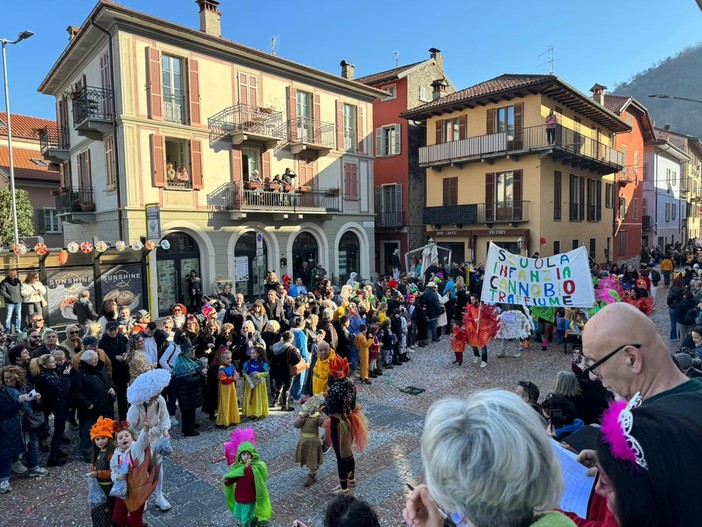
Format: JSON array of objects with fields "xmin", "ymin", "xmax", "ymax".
[{"xmin": 583, "ymin": 302, "xmax": 685, "ymax": 400}]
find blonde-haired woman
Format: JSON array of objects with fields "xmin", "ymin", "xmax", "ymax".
[
  {"xmin": 21, "ymin": 272, "xmax": 46, "ymax": 329},
  {"xmin": 404, "ymin": 390, "xmax": 575, "ymax": 527}
]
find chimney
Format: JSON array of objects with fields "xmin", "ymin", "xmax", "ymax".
[
  {"xmin": 67, "ymin": 26, "xmax": 80, "ymax": 41},
  {"xmin": 340, "ymin": 60, "xmax": 355, "ymax": 80},
  {"xmin": 590, "ymin": 83, "xmax": 607, "ymax": 106},
  {"xmin": 429, "ymin": 47, "xmax": 443, "ymax": 69},
  {"xmin": 196, "ymin": 0, "xmax": 222, "ymax": 37},
  {"xmin": 431, "ymin": 78, "xmax": 448, "ymax": 101}
]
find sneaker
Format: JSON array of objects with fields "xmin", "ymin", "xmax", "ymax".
[
  {"xmin": 331, "ymin": 485, "xmax": 351, "ymax": 496},
  {"xmin": 495, "ymin": 353, "xmax": 506, "ymax": 358},
  {"xmin": 0, "ymin": 481, "xmax": 10, "ymax": 494},
  {"xmin": 512, "ymin": 352, "xmax": 522, "ymax": 358},
  {"xmin": 11, "ymin": 460, "xmax": 27, "ymax": 474},
  {"xmin": 480, "ymin": 361, "xmax": 487, "ymax": 368},
  {"xmin": 170, "ymin": 416, "xmax": 179, "ymax": 426},
  {"xmin": 322, "ymin": 445, "xmax": 332, "ymax": 455},
  {"xmin": 473, "ymin": 356, "xmax": 481, "ymax": 365},
  {"xmin": 28, "ymin": 467, "xmax": 49, "ymax": 477},
  {"xmin": 154, "ymin": 494, "xmax": 172, "ymax": 511}
]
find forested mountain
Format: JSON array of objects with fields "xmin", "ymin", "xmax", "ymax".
[{"xmin": 613, "ymin": 43, "xmax": 702, "ymax": 139}]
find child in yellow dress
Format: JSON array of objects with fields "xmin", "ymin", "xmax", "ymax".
[
  {"xmin": 216, "ymin": 351, "xmax": 240, "ymax": 429},
  {"xmin": 293, "ymin": 394, "xmax": 326, "ymax": 487},
  {"xmin": 242, "ymin": 344, "xmax": 269, "ymax": 419}
]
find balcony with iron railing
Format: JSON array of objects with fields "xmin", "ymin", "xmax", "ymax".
[
  {"xmin": 423, "ymin": 201, "xmax": 530, "ymax": 226},
  {"xmin": 38, "ymin": 126, "xmax": 70, "ymax": 163},
  {"xmin": 374, "ymin": 185, "xmax": 404, "ymax": 228},
  {"xmin": 419, "ymin": 124, "xmax": 624, "ymax": 175},
  {"xmin": 208, "ymin": 104, "xmax": 285, "ymax": 148},
  {"xmin": 218, "ymin": 184, "xmax": 341, "ymax": 218},
  {"xmin": 277, "ymin": 116, "xmax": 336, "ymax": 156},
  {"xmin": 55, "ymin": 187, "xmax": 96, "ymax": 216},
  {"xmin": 164, "ymin": 94, "xmax": 186, "ymax": 124},
  {"xmin": 642, "ymin": 215, "xmax": 652, "ymax": 229},
  {"xmin": 376, "ymin": 211, "xmax": 404, "ymax": 228},
  {"xmin": 71, "ymin": 86, "xmax": 113, "ymax": 139}
]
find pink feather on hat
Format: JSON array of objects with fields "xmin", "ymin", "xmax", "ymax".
[
  {"xmin": 600, "ymin": 400, "xmax": 638, "ymax": 466},
  {"xmin": 223, "ymin": 427, "xmax": 256, "ymax": 465}
]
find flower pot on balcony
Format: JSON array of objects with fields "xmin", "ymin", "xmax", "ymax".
[
  {"xmin": 248, "ymin": 182, "xmax": 262, "ymax": 190},
  {"xmin": 80, "ymin": 202, "xmax": 96, "ymax": 212},
  {"xmin": 326, "ymin": 188, "xmax": 340, "ymax": 196},
  {"xmin": 269, "ymin": 184, "xmax": 281, "ymax": 191},
  {"xmin": 283, "ymin": 184, "xmax": 295, "ymax": 192},
  {"xmin": 260, "ymin": 107, "xmax": 273, "ymax": 114},
  {"xmin": 299, "ymin": 185, "xmax": 312, "ymax": 193}
]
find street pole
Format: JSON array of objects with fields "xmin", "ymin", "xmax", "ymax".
[{"xmin": 1, "ymin": 31, "xmax": 33, "ymax": 250}]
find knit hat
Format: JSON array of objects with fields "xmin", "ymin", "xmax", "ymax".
[
  {"xmin": 136, "ymin": 309, "xmax": 150, "ymax": 319},
  {"xmin": 90, "ymin": 416, "xmax": 116, "ymax": 440},
  {"xmin": 106, "ymin": 321, "xmax": 120, "ymax": 330},
  {"xmin": 81, "ymin": 349, "xmax": 98, "ymax": 362},
  {"xmin": 388, "ymin": 279, "xmax": 398, "ymax": 289},
  {"xmin": 83, "ymin": 335, "xmax": 99, "ymax": 347}
]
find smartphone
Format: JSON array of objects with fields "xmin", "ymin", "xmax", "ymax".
[
  {"xmin": 550, "ymin": 408, "xmax": 564, "ymax": 428},
  {"xmin": 27, "ymin": 389, "xmax": 37, "ymax": 401}
]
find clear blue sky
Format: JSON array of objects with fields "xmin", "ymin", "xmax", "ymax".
[{"xmin": 2, "ymin": 0, "xmax": 700, "ymax": 120}]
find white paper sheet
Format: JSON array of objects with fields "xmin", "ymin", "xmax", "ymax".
[{"xmin": 551, "ymin": 439, "xmax": 596, "ymax": 518}]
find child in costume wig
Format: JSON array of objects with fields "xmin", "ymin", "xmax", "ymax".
[
  {"xmin": 89, "ymin": 416, "xmax": 117, "ymax": 527},
  {"xmin": 323, "ymin": 356, "xmax": 368, "ymax": 495},
  {"xmin": 111, "ymin": 416, "xmax": 159, "ymax": 527},
  {"xmin": 223, "ymin": 428, "xmax": 271, "ymax": 527}
]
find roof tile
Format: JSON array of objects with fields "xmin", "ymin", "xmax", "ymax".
[
  {"xmin": 356, "ymin": 61, "xmax": 424, "ymax": 86},
  {"xmin": 0, "ymin": 146, "xmax": 60, "ymax": 183},
  {"xmin": 0, "ymin": 112, "xmax": 57, "ymax": 139}
]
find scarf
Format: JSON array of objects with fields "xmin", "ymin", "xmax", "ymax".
[{"xmin": 173, "ymin": 345, "xmax": 200, "ymax": 376}]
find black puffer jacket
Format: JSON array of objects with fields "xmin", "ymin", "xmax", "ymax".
[
  {"xmin": 175, "ymin": 370, "xmax": 203, "ymax": 410},
  {"xmin": 70, "ymin": 361, "xmax": 115, "ymax": 420},
  {"xmin": 99, "ymin": 332, "xmax": 130, "ymax": 383},
  {"xmin": 35, "ymin": 368, "xmax": 71, "ymax": 414}
]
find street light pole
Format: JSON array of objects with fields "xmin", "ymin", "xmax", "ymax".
[
  {"xmin": 1, "ymin": 30, "xmax": 33, "ymax": 250},
  {"xmin": 648, "ymin": 94, "xmax": 702, "ymax": 105}
]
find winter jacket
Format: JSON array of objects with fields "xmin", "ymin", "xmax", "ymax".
[
  {"xmin": 175, "ymin": 369, "xmax": 203, "ymax": 410},
  {"xmin": 0, "ymin": 388, "xmax": 24, "ymax": 458},
  {"xmin": 70, "ymin": 360, "xmax": 115, "ymax": 420},
  {"xmin": 318, "ymin": 319, "xmax": 338, "ymax": 350},
  {"xmin": 20, "ymin": 281, "xmax": 46, "ymax": 304},
  {"xmin": 35, "ymin": 368, "xmax": 71, "ymax": 414},
  {"xmin": 99, "ymin": 332, "xmax": 130, "ymax": 383},
  {"xmin": 423, "ymin": 288, "xmax": 442, "ymax": 319},
  {"xmin": 247, "ymin": 313, "xmax": 269, "ymax": 334},
  {"xmin": 0, "ymin": 276, "xmax": 22, "ymax": 304},
  {"xmin": 72, "ymin": 297, "xmax": 99, "ymax": 324}
]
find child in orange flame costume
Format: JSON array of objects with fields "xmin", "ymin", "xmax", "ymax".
[{"xmin": 451, "ymin": 293, "xmax": 499, "ymax": 368}]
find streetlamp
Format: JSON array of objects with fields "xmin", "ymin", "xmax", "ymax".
[
  {"xmin": 1, "ymin": 30, "xmax": 33, "ymax": 249},
  {"xmin": 648, "ymin": 94, "xmax": 702, "ymax": 105}
]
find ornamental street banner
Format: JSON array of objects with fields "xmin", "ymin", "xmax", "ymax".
[{"xmin": 481, "ymin": 243, "xmax": 595, "ymax": 308}]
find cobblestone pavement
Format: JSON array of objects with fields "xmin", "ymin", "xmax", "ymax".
[{"xmin": 2, "ymin": 284, "xmax": 677, "ymax": 527}]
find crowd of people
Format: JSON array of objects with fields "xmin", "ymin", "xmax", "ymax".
[{"xmin": 3, "ymin": 246, "xmax": 702, "ymax": 526}]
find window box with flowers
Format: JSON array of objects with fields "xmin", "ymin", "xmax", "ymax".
[
  {"xmin": 299, "ymin": 185, "xmax": 312, "ymax": 193},
  {"xmin": 326, "ymin": 188, "xmax": 340, "ymax": 196}
]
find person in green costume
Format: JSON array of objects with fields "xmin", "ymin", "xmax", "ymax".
[{"xmin": 223, "ymin": 441, "xmax": 271, "ymax": 527}]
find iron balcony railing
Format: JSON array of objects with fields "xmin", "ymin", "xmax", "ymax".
[
  {"xmin": 224, "ymin": 186, "xmax": 340, "ymax": 213},
  {"xmin": 38, "ymin": 126, "xmax": 70, "ymax": 152},
  {"xmin": 374, "ymin": 185, "xmax": 404, "ymax": 228},
  {"xmin": 208, "ymin": 104, "xmax": 285, "ymax": 142},
  {"xmin": 71, "ymin": 86, "xmax": 113, "ymax": 127},
  {"xmin": 55, "ymin": 187, "xmax": 95, "ymax": 215},
  {"xmin": 277, "ymin": 116, "xmax": 336, "ymax": 147},
  {"xmin": 419, "ymin": 124, "xmax": 624, "ymax": 170},
  {"xmin": 166, "ymin": 177, "xmax": 192, "ymax": 190},
  {"xmin": 163, "ymin": 94, "xmax": 186, "ymax": 124},
  {"xmin": 376, "ymin": 211, "xmax": 404, "ymax": 228},
  {"xmin": 423, "ymin": 201, "xmax": 530, "ymax": 225},
  {"xmin": 642, "ymin": 215, "xmax": 652, "ymax": 229}
]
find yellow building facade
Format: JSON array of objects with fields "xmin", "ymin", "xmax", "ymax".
[{"xmin": 402, "ymin": 75, "xmax": 629, "ymax": 265}]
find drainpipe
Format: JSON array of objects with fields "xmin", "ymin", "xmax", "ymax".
[{"xmin": 90, "ymin": 14, "xmax": 124, "ymax": 241}]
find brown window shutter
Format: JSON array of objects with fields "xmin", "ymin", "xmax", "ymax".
[
  {"xmin": 230, "ymin": 146, "xmax": 243, "ymax": 184},
  {"xmin": 239, "ymin": 73, "xmax": 249, "ymax": 106},
  {"xmin": 596, "ymin": 180, "xmax": 602, "ymax": 220},
  {"xmin": 442, "ymin": 178, "xmax": 449, "ymax": 205},
  {"xmin": 512, "ymin": 169, "xmax": 523, "ymax": 220},
  {"xmin": 146, "ymin": 47, "xmax": 162, "ymax": 120},
  {"xmin": 313, "ymin": 94, "xmax": 322, "ymax": 143},
  {"xmin": 435, "ymin": 119, "xmax": 443, "ymax": 144},
  {"xmin": 249, "ymin": 76, "xmax": 258, "ymax": 107},
  {"xmin": 287, "ymin": 86, "xmax": 297, "ymax": 141},
  {"xmin": 335, "ymin": 100, "xmax": 344, "ymax": 150},
  {"xmin": 190, "ymin": 139, "xmax": 203, "ymax": 189},
  {"xmin": 485, "ymin": 172, "xmax": 495, "ymax": 221},
  {"xmin": 262, "ymin": 150, "xmax": 271, "ymax": 180},
  {"xmin": 554, "ymin": 170, "xmax": 562, "ymax": 220},
  {"xmin": 579, "ymin": 177, "xmax": 585, "ymax": 220},
  {"xmin": 486, "ymin": 109, "xmax": 495, "ymax": 135},
  {"xmin": 357, "ymin": 106, "xmax": 364, "ymax": 154},
  {"xmin": 150, "ymin": 134, "xmax": 166, "ymax": 188},
  {"xmin": 514, "ymin": 102, "xmax": 524, "ymax": 147},
  {"xmin": 188, "ymin": 59, "xmax": 201, "ymax": 125},
  {"xmin": 450, "ymin": 177, "xmax": 458, "ymax": 205},
  {"xmin": 458, "ymin": 115, "xmax": 467, "ymax": 140}
]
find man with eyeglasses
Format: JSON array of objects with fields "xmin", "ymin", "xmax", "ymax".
[
  {"xmin": 564, "ymin": 301, "xmax": 702, "ymax": 526},
  {"xmin": 60, "ymin": 324, "xmax": 84, "ymax": 357},
  {"xmin": 31, "ymin": 330, "xmax": 69, "ymax": 360}
]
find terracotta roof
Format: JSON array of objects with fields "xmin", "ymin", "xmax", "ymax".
[
  {"xmin": 0, "ymin": 112, "xmax": 56, "ymax": 140},
  {"xmin": 356, "ymin": 61, "xmax": 424, "ymax": 86},
  {"xmin": 602, "ymin": 94, "xmax": 631, "ymax": 114},
  {"xmin": 402, "ymin": 73, "xmax": 630, "ymax": 133},
  {"xmin": 0, "ymin": 146, "xmax": 60, "ymax": 183}
]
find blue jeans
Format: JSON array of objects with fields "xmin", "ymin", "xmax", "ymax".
[
  {"xmin": 5, "ymin": 302, "xmax": 20, "ymax": 332},
  {"xmin": 350, "ymin": 342, "xmax": 359, "ymax": 371},
  {"xmin": 290, "ymin": 369, "xmax": 308, "ymax": 401},
  {"xmin": 472, "ymin": 346, "xmax": 488, "ymax": 362},
  {"xmin": 663, "ymin": 271, "xmax": 671, "ymax": 286},
  {"xmin": 430, "ymin": 318, "xmax": 439, "ymax": 341},
  {"xmin": 669, "ymin": 307, "xmax": 678, "ymax": 340},
  {"xmin": 0, "ymin": 430, "xmax": 40, "ymax": 481}
]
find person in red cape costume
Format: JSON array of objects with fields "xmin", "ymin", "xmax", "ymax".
[{"xmin": 451, "ymin": 294, "xmax": 499, "ymax": 368}]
